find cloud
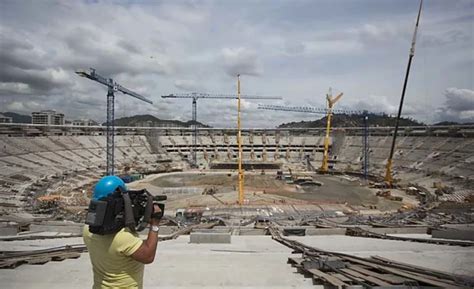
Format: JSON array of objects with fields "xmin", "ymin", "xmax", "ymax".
[
  {"xmin": 435, "ymin": 88, "xmax": 474, "ymax": 123},
  {"xmin": 6, "ymin": 100, "xmax": 42, "ymax": 113},
  {"xmin": 346, "ymin": 94, "xmax": 430, "ymax": 122},
  {"xmin": 174, "ymin": 79, "xmax": 201, "ymax": 92},
  {"xmin": 354, "ymin": 23, "xmax": 410, "ymax": 46},
  {"xmin": 117, "ymin": 39, "xmax": 142, "ymax": 55},
  {"xmin": 348, "ymin": 95, "xmax": 398, "ymax": 115},
  {"xmin": 0, "ymin": 0, "xmax": 471, "ymax": 127},
  {"xmin": 422, "ymin": 29, "xmax": 470, "ymax": 47},
  {"xmin": 220, "ymin": 47, "xmax": 262, "ymax": 77},
  {"xmin": 301, "ymin": 40, "xmax": 363, "ymax": 56}
]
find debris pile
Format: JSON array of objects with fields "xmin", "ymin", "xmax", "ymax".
[
  {"xmin": 376, "ymin": 190, "xmax": 403, "ymax": 201},
  {"xmin": 342, "ymin": 205, "xmax": 472, "ymax": 227}
]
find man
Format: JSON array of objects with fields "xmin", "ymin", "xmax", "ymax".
[{"xmin": 83, "ymin": 176, "xmax": 161, "ymax": 289}]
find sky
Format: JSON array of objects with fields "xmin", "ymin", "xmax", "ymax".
[{"xmin": 0, "ymin": 0, "xmax": 473, "ymax": 128}]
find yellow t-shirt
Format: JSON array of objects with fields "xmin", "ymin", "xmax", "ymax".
[{"xmin": 83, "ymin": 225, "xmax": 144, "ymax": 289}]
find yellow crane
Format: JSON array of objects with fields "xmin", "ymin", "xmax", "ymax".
[
  {"xmin": 321, "ymin": 88, "xmax": 343, "ymax": 173},
  {"xmin": 235, "ymin": 75, "xmax": 282, "ymax": 205},
  {"xmin": 258, "ymin": 88, "xmax": 349, "ymax": 174}
]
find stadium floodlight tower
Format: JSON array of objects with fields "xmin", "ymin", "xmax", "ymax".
[
  {"xmin": 76, "ymin": 68, "xmax": 153, "ymax": 176},
  {"xmin": 161, "ymin": 92, "xmax": 281, "ymax": 167}
]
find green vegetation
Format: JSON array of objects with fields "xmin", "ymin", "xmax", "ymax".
[
  {"xmin": 2, "ymin": 112, "xmax": 31, "ymax": 123},
  {"xmin": 109, "ymin": 114, "xmax": 209, "ymax": 128},
  {"xmin": 278, "ymin": 113, "xmax": 425, "ymax": 128}
]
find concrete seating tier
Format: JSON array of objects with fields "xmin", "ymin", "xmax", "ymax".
[{"xmin": 0, "ymin": 135, "xmax": 171, "ymax": 207}]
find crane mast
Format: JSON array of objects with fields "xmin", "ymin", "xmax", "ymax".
[
  {"xmin": 76, "ymin": 68, "xmax": 153, "ymax": 175},
  {"xmin": 257, "ymin": 95, "xmax": 386, "ymax": 176},
  {"xmin": 385, "ymin": 0, "xmax": 423, "ymax": 186},
  {"xmin": 237, "ymin": 75, "xmax": 244, "ymax": 205},
  {"xmin": 321, "ymin": 89, "xmax": 343, "ymax": 173},
  {"xmin": 162, "ymin": 93, "xmax": 281, "ymax": 168}
]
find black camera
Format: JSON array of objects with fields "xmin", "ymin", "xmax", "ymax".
[{"xmin": 86, "ymin": 188, "xmax": 167, "ymax": 235}]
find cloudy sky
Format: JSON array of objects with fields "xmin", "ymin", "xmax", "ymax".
[{"xmin": 0, "ymin": 0, "xmax": 473, "ymax": 127}]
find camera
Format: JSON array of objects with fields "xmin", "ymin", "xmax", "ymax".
[{"xmin": 86, "ymin": 188, "xmax": 167, "ymax": 235}]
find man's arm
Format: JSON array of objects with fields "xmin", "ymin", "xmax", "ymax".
[{"xmin": 131, "ymin": 205, "xmax": 161, "ymax": 264}]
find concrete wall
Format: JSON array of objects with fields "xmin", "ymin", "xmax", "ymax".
[
  {"xmin": 190, "ymin": 232, "xmax": 231, "ymax": 243},
  {"xmin": 431, "ymin": 225, "xmax": 474, "ymax": 241}
]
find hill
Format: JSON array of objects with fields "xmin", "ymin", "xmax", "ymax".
[
  {"xmin": 2, "ymin": 112, "xmax": 32, "ymax": 123},
  {"xmin": 278, "ymin": 113, "xmax": 424, "ymax": 128},
  {"xmin": 433, "ymin": 121, "xmax": 474, "ymax": 126},
  {"xmin": 110, "ymin": 114, "xmax": 210, "ymax": 128}
]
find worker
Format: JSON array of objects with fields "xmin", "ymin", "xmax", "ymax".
[{"xmin": 83, "ymin": 176, "xmax": 162, "ymax": 289}]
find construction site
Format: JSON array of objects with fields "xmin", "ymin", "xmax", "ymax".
[
  {"xmin": 1, "ymin": 0, "xmax": 474, "ymax": 288},
  {"xmin": 1, "ymin": 118, "xmax": 473, "ymax": 288}
]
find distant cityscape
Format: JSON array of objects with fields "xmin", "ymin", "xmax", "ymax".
[
  {"xmin": 1, "ymin": 109, "xmax": 472, "ymax": 129},
  {"xmin": 0, "ymin": 110, "xmax": 206, "ymax": 128},
  {"xmin": 0, "ymin": 110, "xmax": 93, "ymax": 126}
]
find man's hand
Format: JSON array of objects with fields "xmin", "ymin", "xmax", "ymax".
[
  {"xmin": 132, "ymin": 204, "xmax": 161, "ymax": 264},
  {"xmin": 149, "ymin": 204, "xmax": 162, "ymax": 225}
]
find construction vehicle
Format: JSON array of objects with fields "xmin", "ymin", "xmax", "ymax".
[
  {"xmin": 36, "ymin": 195, "xmax": 62, "ymax": 213},
  {"xmin": 276, "ymin": 170, "xmax": 283, "ymax": 180},
  {"xmin": 376, "ymin": 190, "xmax": 403, "ymax": 201},
  {"xmin": 385, "ymin": 0, "xmax": 423, "ymax": 186},
  {"xmin": 254, "ymin": 216, "xmax": 271, "ymax": 229},
  {"xmin": 175, "ymin": 208, "xmax": 205, "ymax": 224},
  {"xmin": 282, "ymin": 167, "xmax": 314, "ymax": 184}
]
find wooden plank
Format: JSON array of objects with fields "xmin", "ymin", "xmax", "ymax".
[
  {"xmin": 371, "ymin": 255, "xmax": 456, "ymax": 279},
  {"xmin": 342, "ymin": 256, "xmax": 461, "ymax": 288},
  {"xmin": 330, "ymin": 273, "xmax": 353, "ymax": 283},
  {"xmin": 27, "ymin": 257, "xmax": 51, "ymax": 265},
  {"xmin": 287, "ymin": 257, "xmax": 304, "ymax": 265},
  {"xmin": 369, "ymin": 256, "xmax": 460, "ymax": 285},
  {"xmin": 307, "ymin": 268, "xmax": 348, "ymax": 287},
  {"xmin": 394, "ymin": 269, "xmax": 459, "ymax": 286},
  {"xmin": 340, "ymin": 268, "xmax": 391, "ymax": 286},
  {"xmin": 375, "ymin": 266, "xmax": 461, "ymax": 289},
  {"xmin": 349, "ymin": 265, "xmax": 408, "ymax": 284},
  {"xmin": 0, "ymin": 259, "xmax": 20, "ymax": 269}
]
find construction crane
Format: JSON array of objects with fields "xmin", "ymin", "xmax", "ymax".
[
  {"xmin": 260, "ymin": 103, "xmax": 379, "ymax": 177},
  {"xmin": 237, "ymin": 75, "xmax": 243, "ymax": 205},
  {"xmin": 259, "ymin": 88, "xmax": 344, "ymax": 173},
  {"xmin": 76, "ymin": 68, "xmax": 153, "ymax": 175},
  {"xmin": 321, "ymin": 88, "xmax": 343, "ymax": 173},
  {"xmin": 385, "ymin": 0, "xmax": 423, "ymax": 187},
  {"xmin": 363, "ymin": 112, "xmax": 370, "ymax": 180},
  {"xmin": 161, "ymin": 92, "xmax": 281, "ymax": 167}
]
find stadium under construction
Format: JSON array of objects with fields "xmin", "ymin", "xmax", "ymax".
[{"xmin": 0, "ymin": 122, "xmax": 473, "ymax": 288}]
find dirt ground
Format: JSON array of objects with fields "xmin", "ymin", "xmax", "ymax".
[{"xmin": 144, "ymin": 172, "xmax": 402, "ymax": 210}]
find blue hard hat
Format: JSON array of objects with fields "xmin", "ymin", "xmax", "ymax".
[{"xmin": 93, "ymin": 176, "xmax": 127, "ymax": 200}]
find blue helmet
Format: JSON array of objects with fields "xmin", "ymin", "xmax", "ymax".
[{"xmin": 93, "ymin": 176, "xmax": 127, "ymax": 200}]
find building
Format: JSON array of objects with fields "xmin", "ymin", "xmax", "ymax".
[
  {"xmin": 31, "ymin": 110, "xmax": 65, "ymax": 125},
  {"xmin": 0, "ymin": 114, "xmax": 13, "ymax": 123},
  {"xmin": 72, "ymin": 119, "xmax": 99, "ymax": 126}
]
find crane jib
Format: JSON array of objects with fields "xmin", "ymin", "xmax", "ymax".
[{"xmin": 161, "ymin": 93, "xmax": 282, "ymax": 100}]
